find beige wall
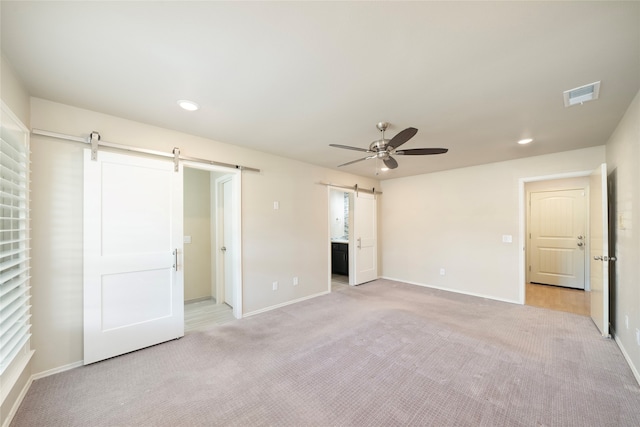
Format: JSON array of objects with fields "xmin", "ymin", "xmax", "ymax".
[
  {"xmin": 0, "ymin": 53, "xmax": 31, "ymax": 427},
  {"xmin": 1, "ymin": 52, "xmax": 30, "ymax": 125},
  {"xmin": 380, "ymin": 146, "xmax": 606, "ymax": 303},
  {"xmin": 28, "ymin": 97, "xmax": 380, "ymax": 374},
  {"xmin": 184, "ymin": 167, "xmax": 213, "ymax": 301},
  {"xmin": 606, "ymin": 89, "xmax": 640, "ymax": 381}
]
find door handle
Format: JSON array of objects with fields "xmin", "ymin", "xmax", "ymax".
[
  {"xmin": 594, "ymin": 256, "xmax": 602, "ymax": 261},
  {"xmin": 173, "ymin": 249, "xmax": 178, "ymax": 271},
  {"xmin": 577, "ymin": 235, "xmax": 584, "ymax": 239},
  {"xmin": 221, "ymin": 246, "xmax": 227, "ymax": 252},
  {"xmin": 577, "ymin": 242, "xmax": 584, "ymax": 247}
]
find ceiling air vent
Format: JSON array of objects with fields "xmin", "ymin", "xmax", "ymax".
[{"xmin": 563, "ymin": 81, "xmax": 601, "ymax": 107}]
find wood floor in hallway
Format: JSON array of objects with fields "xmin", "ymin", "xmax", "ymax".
[
  {"xmin": 184, "ymin": 298, "xmax": 235, "ymax": 332},
  {"xmin": 525, "ymin": 282, "xmax": 590, "ymax": 316}
]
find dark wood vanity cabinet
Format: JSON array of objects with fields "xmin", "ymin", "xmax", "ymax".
[{"xmin": 331, "ymin": 242, "xmax": 348, "ymax": 275}]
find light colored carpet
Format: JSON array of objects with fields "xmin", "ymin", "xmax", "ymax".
[{"xmin": 11, "ymin": 279, "xmax": 640, "ymax": 426}]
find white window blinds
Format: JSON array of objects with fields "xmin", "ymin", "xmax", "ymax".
[{"xmin": 0, "ymin": 102, "xmax": 31, "ymax": 375}]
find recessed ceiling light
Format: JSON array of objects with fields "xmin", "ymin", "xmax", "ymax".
[
  {"xmin": 518, "ymin": 138, "xmax": 533, "ymax": 145},
  {"xmin": 177, "ymin": 100, "xmax": 199, "ymax": 111}
]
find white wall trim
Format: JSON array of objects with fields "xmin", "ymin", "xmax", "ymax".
[
  {"xmin": 0, "ymin": 349, "xmax": 33, "ymax": 405},
  {"xmin": 613, "ymin": 331, "xmax": 640, "ymax": 386},
  {"xmin": 243, "ymin": 291, "xmax": 330, "ymax": 318},
  {"xmin": 1, "ymin": 376, "xmax": 30, "ymax": 427},
  {"xmin": 1, "ymin": 360, "xmax": 83, "ymax": 427},
  {"xmin": 32, "ymin": 360, "xmax": 84, "ymax": 381},
  {"xmin": 381, "ymin": 276, "xmax": 521, "ymax": 305}
]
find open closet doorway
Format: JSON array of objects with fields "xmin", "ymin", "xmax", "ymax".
[
  {"xmin": 523, "ymin": 175, "xmax": 591, "ymax": 316},
  {"xmin": 183, "ymin": 163, "xmax": 242, "ymax": 332}
]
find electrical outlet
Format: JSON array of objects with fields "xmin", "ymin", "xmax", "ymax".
[
  {"xmin": 440, "ymin": 268, "xmax": 445, "ymax": 276},
  {"xmin": 272, "ymin": 281, "xmax": 278, "ymax": 291},
  {"xmin": 293, "ymin": 277, "xmax": 299, "ymax": 286}
]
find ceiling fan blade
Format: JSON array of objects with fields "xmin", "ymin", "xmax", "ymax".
[
  {"xmin": 338, "ymin": 156, "xmax": 374, "ymax": 167},
  {"xmin": 395, "ymin": 148, "xmax": 448, "ymax": 155},
  {"xmin": 388, "ymin": 127, "xmax": 418, "ymax": 149},
  {"xmin": 329, "ymin": 144, "xmax": 370, "ymax": 153},
  {"xmin": 383, "ymin": 156, "xmax": 398, "ymax": 169}
]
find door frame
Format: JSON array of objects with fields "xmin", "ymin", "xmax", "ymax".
[
  {"xmin": 183, "ymin": 161, "xmax": 243, "ymax": 319},
  {"xmin": 518, "ymin": 170, "xmax": 592, "ymax": 304}
]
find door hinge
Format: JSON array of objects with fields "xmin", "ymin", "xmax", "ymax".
[{"xmin": 529, "ymin": 265, "xmax": 531, "ymax": 272}]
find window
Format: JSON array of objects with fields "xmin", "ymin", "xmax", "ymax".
[{"xmin": 0, "ymin": 101, "xmax": 31, "ymax": 378}]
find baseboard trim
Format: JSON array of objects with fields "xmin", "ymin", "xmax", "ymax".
[
  {"xmin": 2, "ymin": 375, "xmax": 31, "ymax": 427},
  {"xmin": 32, "ymin": 360, "xmax": 84, "ymax": 381},
  {"xmin": 2, "ymin": 360, "xmax": 84, "ymax": 427},
  {"xmin": 380, "ymin": 276, "xmax": 521, "ymax": 305},
  {"xmin": 613, "ymin": 331, "xmax": 640, "ymax": 386},
  {"xmin": 243, "ymin": 291, "xmax": 330, "ymax": 318}
]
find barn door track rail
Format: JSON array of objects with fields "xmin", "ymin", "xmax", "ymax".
[
  {"xmin": 317, "ymin": 181, "xmax": 381, "ymax": 196},
  {"xmin": 31, "ymin": 129, "xmax": 260, "ymax": 173}
]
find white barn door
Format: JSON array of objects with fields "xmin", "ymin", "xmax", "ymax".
[
  {"xmin": 83, "ymin": 150, "xmax": 184, "ymax": 364},
  {"xmin": 351, "ymin": 192, "xmax": 377, "ymax": 285}
]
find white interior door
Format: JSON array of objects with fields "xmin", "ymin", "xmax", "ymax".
[
  {"xmin": 590, "ymin": 163, "xmax": 610, "ymax": 337},
  {"xmin": 529, "ymin": 189, "xmax": 586, "ymax": 289},
  {"xmin": 222, "ymin": 178, "xmax": 234, "ymax": 307},
  {"xmin": 83, "ymin": 150, "xmax": 184, "ymax": 365},
  {"xmin": 351, "ymin": 192, "xmax": 377, "ymax": 285}
]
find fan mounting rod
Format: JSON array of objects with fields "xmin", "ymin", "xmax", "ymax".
[{"xmin": 376, "ymin": 122, "xmax": 389, "ymax": 132}]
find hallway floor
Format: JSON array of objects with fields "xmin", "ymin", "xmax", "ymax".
[
  {"xmin": 184, "ymin": 298, "xmax": 235, "ymax": 332},
  {"xmin": 525, "ymin": 282, "xmax": 590, "ymax": 316}
]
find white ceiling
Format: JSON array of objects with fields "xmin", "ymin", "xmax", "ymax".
[{"xmin": 2, "ymin": 1, "xmax": 639, "ymax": 179}]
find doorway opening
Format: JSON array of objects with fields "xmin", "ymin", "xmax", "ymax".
[
  {"xmin": 330, "ymin": 189, "xmax": 352, "ymax": 289},
  {"xmin": 521, "ymin": 174, "xmax": 591, "ymax": 316},
  {"xmin": 327, "ymin": 187, "xmax": 378, "ymax": 290},
  {"xmin": 183, "ymin": 163, "xmax": 242, "ymax": 332}
]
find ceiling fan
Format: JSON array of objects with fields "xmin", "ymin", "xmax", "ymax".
[{"xmin": 329, "ymin": 122, "xmax": 448, "ymax": 170}]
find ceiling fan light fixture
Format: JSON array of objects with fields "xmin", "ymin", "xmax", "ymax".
[
  {"xmin": 177, "ymin": 99, "xmax": 199, "ymax": 111},
  {"xmin": 380, "ymin": 166, "xmax": 389, "ymax": 172},
  {"xmin": 518, "ymin": 138, "xmax": 533, "ymax": 145}
]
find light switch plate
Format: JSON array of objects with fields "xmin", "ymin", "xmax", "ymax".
[
  {"xmin": 184, "ymin": 236, "xmax": 192, "ymax": 244},
  {"xmin": 502, "ymin": 235, "xmax": 513, "ymax": 243}
]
